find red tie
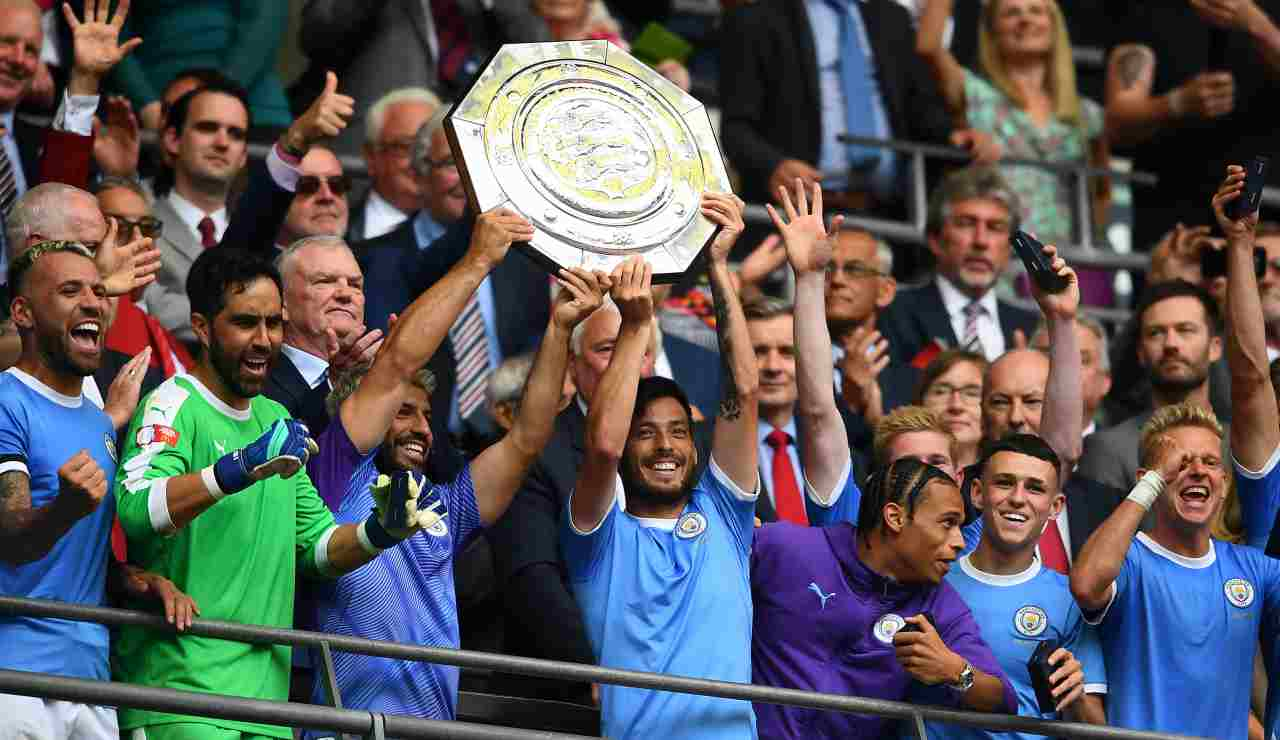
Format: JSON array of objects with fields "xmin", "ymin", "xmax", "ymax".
[
  {"xmin": 198, "ymin": 216, "xmax": 217, "ymax": 249},
  {"xmin": 1039, "ymin": 519, "xmax": 1069, "ymax": 574},
  {"xmin": 766, "ymin": 429, "xmax": 807, "ymax": 525}
]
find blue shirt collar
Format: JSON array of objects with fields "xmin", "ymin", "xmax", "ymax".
[{"xmin": 412, "ymin": 210, "xmax": 448, "ymax": 248}]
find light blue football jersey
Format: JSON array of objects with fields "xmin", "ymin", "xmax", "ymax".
[
  {"xmin": 562, "ymin": 458, "xmax": 759, "ymax": 740},
  {"xmin": 1093, "ymin": 533, "xmax": 1280, "ymax": 739},
  {"xmin": 926, "ymin": 555, "xmax": 1106, "ymax": 740}
]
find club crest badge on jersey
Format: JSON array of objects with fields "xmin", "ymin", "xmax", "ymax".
[
  {"xmin": 676, "ymin": 511, "xmax": 707, "ymax": 539},
  {"xmin": 1014, "ymin": 605, "xmax": 1049, "ymax": 637},
  {"xmin": 874, "ymin": 613, "xmax": 906, "ymax": 644},
  {"xmin": 1225, "ymin": 578, "xmax": 1255, "ymax": 608},
  {"xmin": 103, "ymin": 434, "xmax": 117, "ymax": 463}
]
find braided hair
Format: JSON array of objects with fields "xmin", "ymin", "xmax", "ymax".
[{"xmin": 857, "ymin": 458, "xmax": 965, "ymax": 535}]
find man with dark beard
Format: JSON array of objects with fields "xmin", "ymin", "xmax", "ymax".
[
  {"xmin": 110, "ymin": 248, "xmax": 427, "ymax": 740},
  {"xmin": 1077, "ymin": 280, "xmax": 1224, "ymax": 493},
  {"xmin": 0, "ymin": 241, "xmax": 193, "ymax": 738},
  {"xmin": 563, "ymin": 193, "xmax": 758, "ymax": 740}
]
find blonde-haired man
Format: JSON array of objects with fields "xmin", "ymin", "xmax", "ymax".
[{"xmin": 873, "ymin": 405, "xmax": 960, "ymax": 481}]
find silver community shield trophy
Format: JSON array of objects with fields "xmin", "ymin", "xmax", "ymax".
[{"xmin": 445, "ymin": 40, "xmax": 733, "ymax": 283}]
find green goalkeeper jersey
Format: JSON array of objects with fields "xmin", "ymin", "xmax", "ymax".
[{"xmin": 112, "ymin": 374, "xmax": 338, "ymax": 738}]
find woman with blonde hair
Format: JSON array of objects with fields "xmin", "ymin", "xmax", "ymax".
[
  {"xmin": 916, "ymin": 0, "xmax": 1110, "ymax": 247},
  {"xmin": 532, "ymin": 0, "xmax": 691, "ymax": 91}
]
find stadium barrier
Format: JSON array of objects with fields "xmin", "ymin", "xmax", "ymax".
[{"xmin": 0, "ymin": 596, "xmax": 1203, "ymax": 740}]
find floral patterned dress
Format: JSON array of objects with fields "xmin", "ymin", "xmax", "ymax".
[{"xmin": 964, "ymin": 70, "xmax": 1104, "ymax": 245}]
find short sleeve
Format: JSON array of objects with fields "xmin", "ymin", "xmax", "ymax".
[
  {"xmin": 1064, "ymin": 605, "xmax": 1108, "ymax": 694},
  {"xmin": 114, "ymin": 390, "xmax": 197, "ymax": 542},
  {"xmin": 1084, "ymin": 542, "xmax": 1139, "ymax": 626},
  {"xmin": 1258, "ymin": 549, "xmax": 1280, "ymax": 612},
  {"xmin": 1081, "ymin": 97, "xmax": 1105, "ymax": 141},
  {"xmin": 704, "ymin": 456, "xmax": 759, "ymax": 555},
  {"xmin": 561, "ymin": 487, "xmax": 620, "ymax": 584},
  {"xmin": 1234, "ymin": 444, "xmax": 1280, "ymax": 550},
  {"xmin": 805, "ymin": 459, "xmax": 860, "ymax": 527},
  {"xmin": 0, "ymin": 392, "xmax": 30, "ymax": 476},
  {"xmin": 295, "ymin": 470, "xmax": 339, "ymax": 578},
  {"xmin": 436, "ymin": 464, "xmax": 483, "ymax": 554}
]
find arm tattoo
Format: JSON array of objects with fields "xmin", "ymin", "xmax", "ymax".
[
  {"xmin": 709, "ymin": 266, "xmax": 743, "ymax": 421},
  {"xmin": 0, "ymin": 469, "xmax": 32, "ymax": 533},
  {"xmin": 1114, "ymin": 45, "xmax": 1152, "ymax": 89}
]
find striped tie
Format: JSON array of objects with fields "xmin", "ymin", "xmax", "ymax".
[
  {"xmin": 0, "ymin": 131, "xmax": 17, "ymax": 217},
  {"xmin": 961, "ymin": 301, "xmax": 984, "ymax": 353},
  {"xmin": 450, "ymin": 293, "xmax": 491, "ymax": 422}
]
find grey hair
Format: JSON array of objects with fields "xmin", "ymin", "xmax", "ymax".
[
  {"xmin": 91, "ymin": 176, "xmax": 152, "ymax": 204},
  {"xmin": 326, "ymin": 365, "xmax": 438, "ymax": 419},
  {"xmin": 276, "ymin": 235, "xmax": 355, "ymax": 290},
  {"xmin": 874, "ymin": 236, "xmax": 894, "ymax": 276},
  {"xmin": 925, "ymin": 165, "xmax": 1022, "ymax": 236},
  {"xmin": 410, "ymin": 104, "xmax": 453, "ymax": 179},
  {"xmin": 1030, "ymin": 314, "xmax": 1111, "ymax": 374},
  {"xmin": 487, "ymin": 352, "xmax": 536, "ymax": 411},
  {"xmin": 364, "ymin": 87, "xmax": 442, "ymax": 146},
  {"xmin": 743, "ymin": 296, "xmax": 794, "ymax": 322},
  {"xmin": 6, "ymin": 183, "xmax": 97, "ymax": 255},
  {"xmin": 571, "ymin": 295, "xmax": 619, "ymax": 356}
]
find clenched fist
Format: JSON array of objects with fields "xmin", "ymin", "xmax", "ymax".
[{"xmin": 57, "ymin": 451, "xmax": 109, "ymax": 519}]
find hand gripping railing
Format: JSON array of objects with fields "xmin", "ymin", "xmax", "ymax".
[{"xmin": 0, "ymin": 596, "xmax": 1203, "ymax": 740}]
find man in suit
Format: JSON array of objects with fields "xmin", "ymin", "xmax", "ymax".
[
  {"xmin": 1078, "ymin": 280, "xmax": 1225, "ymax": 494},
  {"xmin": 143, "ymin": 80, "xmax": 250, "ymax": 341},
  {"xmin": 275, "ymin": 146, "xmax": 350, "ymax": 250},
  {"xmin": 719, "ymin": 0, "xmax": 994, "ymax": 217},
  {"xmin": 298, "ymin": 0, "xmax": 549, "ymax": 155},
  {"xmin": 877, "ymin": 166, "xmax": 1040, "ymax": 366},
  {"xmin": 359, "ymin": 109, "xmax": 550, "ymax": 453},
  {"xmin": 348, "ymin": 88, "xmax": 439, "ymax": 242}
]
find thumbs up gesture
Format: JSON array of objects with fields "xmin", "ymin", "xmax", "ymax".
[{"xmin": 282, "ymin": 71, "xmax": 355, "ymax": 156}]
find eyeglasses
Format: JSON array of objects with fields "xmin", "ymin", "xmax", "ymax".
[
  {"xmin": 377, "ymin": 138, "xmax": 415, "ymax": 158},
  {"xmin": 107, "ymin": 214, "xmax": 164, "ymax": 240},
  {"xmin": 924, "ymin": 383, "xmax": 983, "ymax": 404},
  {"xmin": 427, "ymin": 156, "xmax": 457, "ymax": 172},
  {"xmin": 825, "ymin": 261, "xmax": 883, "ymax": 279},
  {"xmin": 297, "ymin": 174, "xmax": 352, "ymax": 197}
]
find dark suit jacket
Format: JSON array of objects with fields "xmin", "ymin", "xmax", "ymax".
[
  {"xmin": 662, "ymin": 332, "xmax": 721, "ymax": 423},
  {"xmin": 358, "ymin": 214, "xmax": 551, "ymax": 453},
  {"xmin": 755, "ymin": 405, "xmax": 870, "ymax": 524},
  {"xmin": 1062, "ymin": 474, "xmax": 1127, "ymax": 560},
  {"xmin": 719, "ymin": 0, "xmax": 955, "ymax": 205},
  {"xmin": 876, "ymin": 281, "xmax": 1042, "ymax": 366},
  {"xmin": 486, "ymin": 402, "xmax": 713, "ymax": 703},
  {"xmin": 263, "ymin": 351, "xmax": 333, "ymax": 439}
]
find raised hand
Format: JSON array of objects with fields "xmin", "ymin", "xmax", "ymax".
[
  {"xmin": 104, "ymin": 347, "xmax": 152, "ymax": 431},
  {"xmin": 95, "ymin": 216, "xmax": 162, "ymax": 297},
  {"xmin": 326, "ymin": 325, "xmax": 383, "ymax": 377},
  {"xmin": 211, "ymin": 419, "xmax": 321, "ymax": 496},
  {"xmin": 93, "ymin": 96, "xmax": 141, "ymax": 177},
  {"xmin": 56, "ymin": 450, "xmax": 109, "ymax": 519},
  {"xmin": 1151, "ymin": 434, "xmax": 1192, "ymax": 487},
  {"xmin": 553, "ymin": 268, "xmax": 610, "ymax": 330},
  {"xmin": 765, "ymin": 178, "xmax": 844, "ymax": 275},
  {"xmin": 701, "ymin": 191, "xmax": 746, "ymax": 263},
  {"xmin": 283, "ymin": 71, "xmax": 356, "ymax": 154},
  {"xmin": 1189, "ymin": 0, "xmax": 1256, "ymax": 31},
  {"xmin": 1028, "ymin": 244, "xmax": 1080, "ymax": 323},
  {"xmin": 736, "ymin": 233, "xmax": 788, "ymax": 288},
  {"xmin": 610, "ymin": 257, "xmax": 654, "ymax": 327},
  {"xmin": 1211, "ymin": 164, "xmax": 1259, "ymax": 243},
  {"xmin": 768, "ymin": 159, "xmax": 822, "ymax": 203},
  {"xmin": 1150, "ymin": 223, "xmax": 1214, "ymax": 283},
  {"xmin": 1174, "ymin": 72, "xmax": 1235, "ymax": 120},
  {"xmin": 469, "ymin": 208, "xmax": 535, "ymax": 268},
  {"xmin": 369, "ymin": 471, "xmax": 426, "ymax": 542},
  {"xmin": 840, "ymin": 327, "xmax": 889, "ymax": 423},
  {"xmin": 64, "ymin": 0, "xmax": 144, "ymax": 95}
]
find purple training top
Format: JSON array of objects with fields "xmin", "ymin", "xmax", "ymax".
[{"xmin": 750, "ymin": 522, "xmax": 1016, "ymax": 738}]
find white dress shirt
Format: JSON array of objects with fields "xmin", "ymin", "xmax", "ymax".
[
  {"xmin": 281, "ymin": 344, "xmax": 330, "ymax": 389},
  {"xmin": 166, "ymin": 190, "xmax": 229, "ymax": 246},
  {"xmin": 362, "ymin": 190, "xmax": 410, "ymax": 240},
  {"xmin": 936, "ymin": 275, "xmax": 1003, "ymax": 360},
  {"xmin": 757, "ymin": 418, "xmax": 802, "ymax": 511}
]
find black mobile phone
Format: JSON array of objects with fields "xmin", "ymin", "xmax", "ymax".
[
  {"xmin": 1229, "ymin": 155, "xmax": 1270, "ymax": 220},
  {"xmin": 1027, "ymin": 638, "xmax": 1061, "ymax": 714},
  {"xmin": 1011, "ymin": 231, "xmax": 1069, "ymax": 294},
  {"xmin": 897, "ymin": 612, "xmax": 937, "ymax": 634},
  {"xmin": 1200, "ymin": 244, "xmax": 1267, "ymax": 279}
]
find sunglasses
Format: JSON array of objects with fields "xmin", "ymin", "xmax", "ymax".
[
  {"xmin": 297, "ymin": 174, "xmax": 352, "ymax": 197},
  {"xmin": 108, "ymin": 215, "xmax": 164, "ymax": 239}
]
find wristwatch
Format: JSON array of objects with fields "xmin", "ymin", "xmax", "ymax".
[{"xmin": 947, "ymin": 662, "xmax": 975, "ymax": 693}]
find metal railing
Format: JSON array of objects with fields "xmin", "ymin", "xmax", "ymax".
[{"xmin": 0, "ymin": 596, "xmax": 1202, "ymax": 740}]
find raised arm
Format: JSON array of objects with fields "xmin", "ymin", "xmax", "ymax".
[
  {"xmin": 339, "ymin": 209, "xmax": 534, "ymax": 453},
  {"xmin": 1211, "ymin": 166, "xmax": 1280, "ymax": 470},
  {"xmin": 1190, "ymin": 1, "xmax": 1280, "ymax": 78},
  {"xmin": 470, "ymin": 269, "xmax": 607, "ymax": 525},
  {"xmin": 571, "ymin": 259, "xmax": 653, "ymax": 532},
  {"xmin": 915, "ymin": 0, "xmax": 967, "ymax": 117},
  {"xmin": 1072, "ymin": 438, "xmax": 1184, "ymax": 611},
  {"xmin": 1104, "ymin": 43, "xmax": 1233, "ymax": 148},
  {"xmin": 704, "ymin": 193, "xmax": 760, "ymax": 491},
  {"xmin": 766, "ymin": 180, "xmax": 850, "ymax": 498},
  {"xmin": 0, "ymin": 452, "xmax": 106, "ymax": 565},
  {"xmin": 1031, "ymin": 244, "xmax": 1084, "ymax": 468}
]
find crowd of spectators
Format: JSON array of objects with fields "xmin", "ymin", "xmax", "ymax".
[{"xmin": 5, "ymin": 1, "xmax": 1280, "ymax": 739}]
